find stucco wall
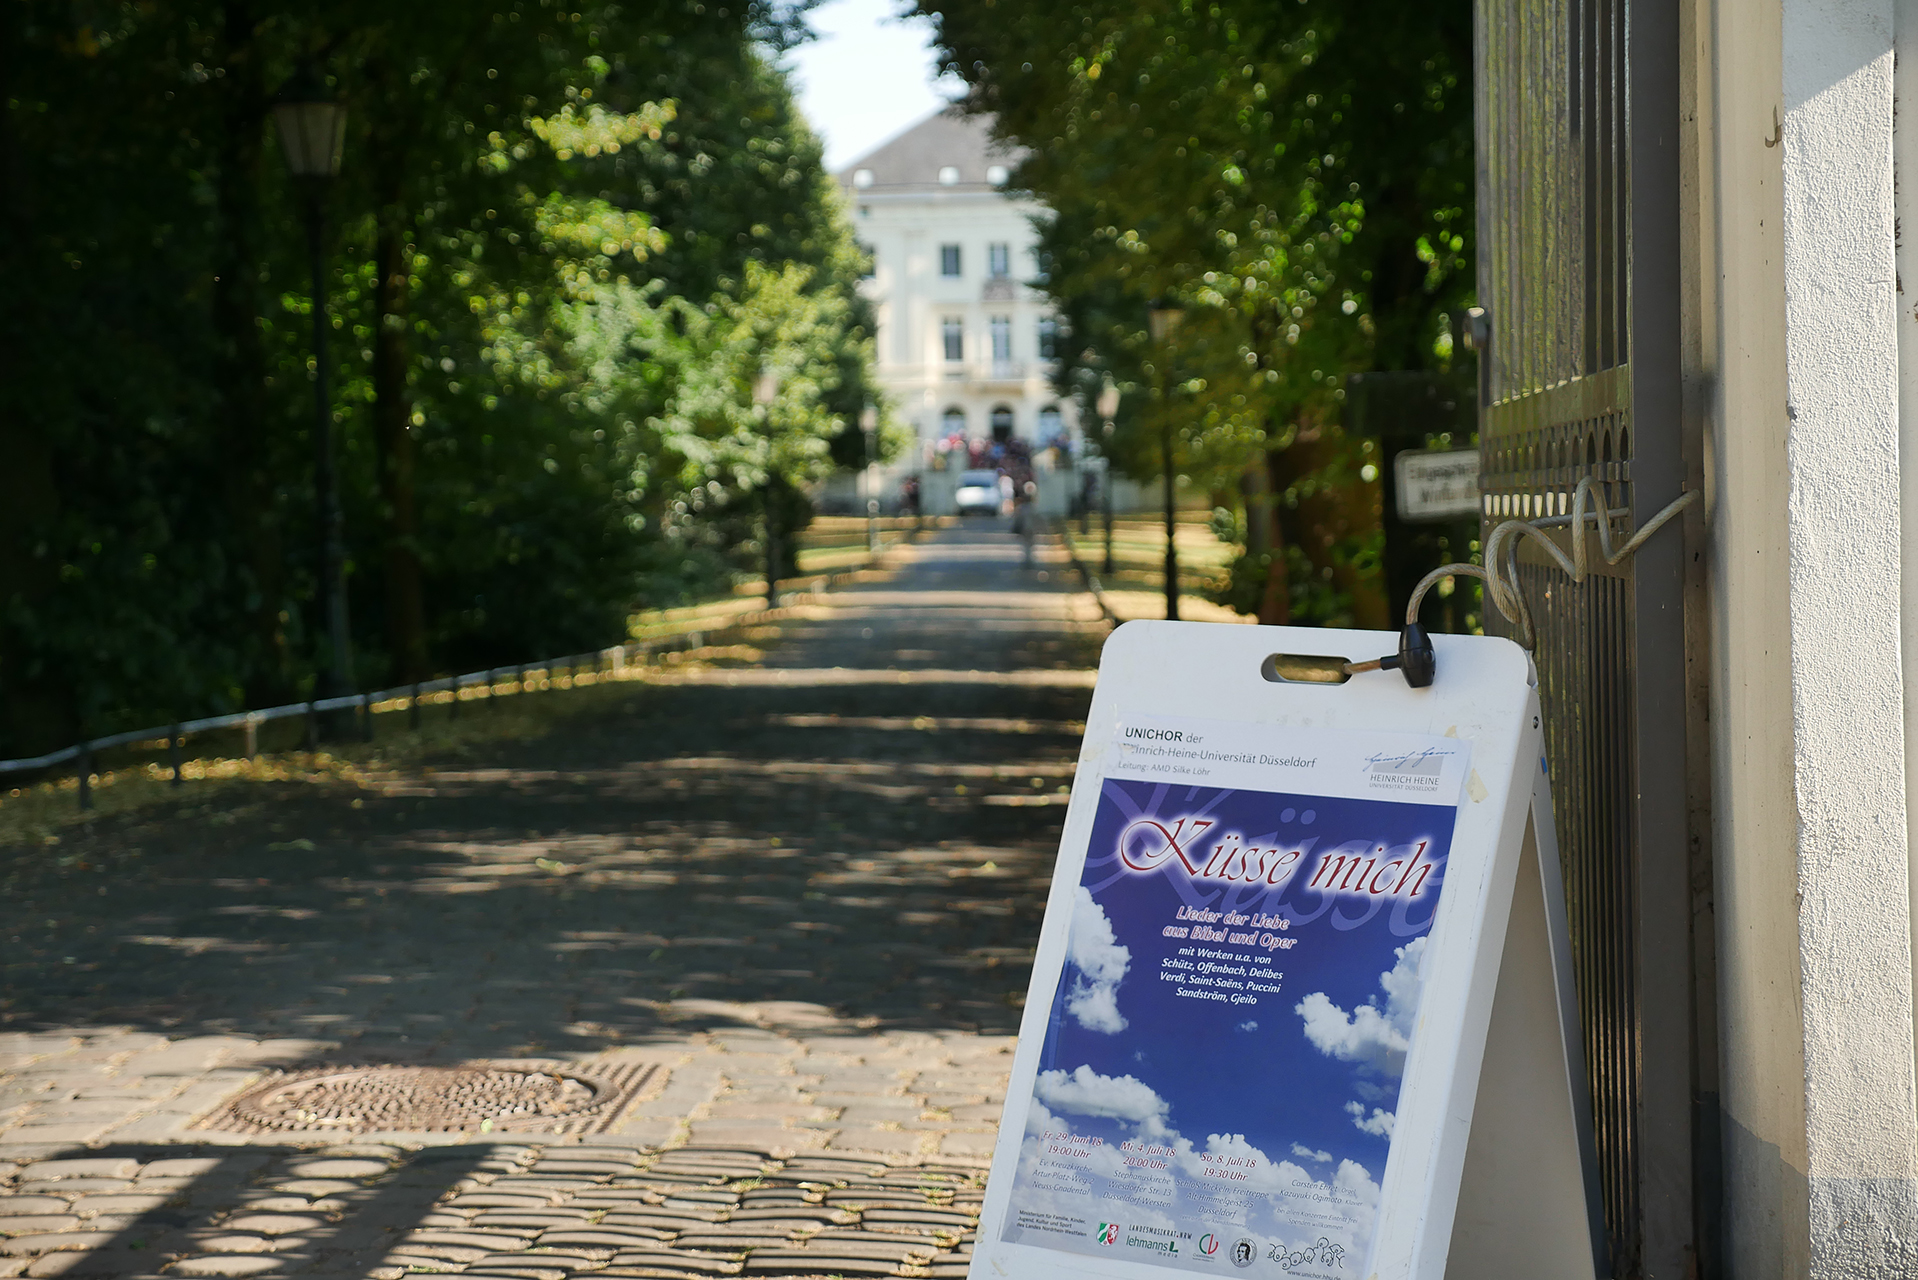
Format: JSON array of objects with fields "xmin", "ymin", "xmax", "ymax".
[
  {"xmin": 1896, "ymin": 0, "xmax": 1918, "ymax": 1177},
  {"xmin": 1774, "ymin": 0, "xmax": 1918, "ymax": 1266}
]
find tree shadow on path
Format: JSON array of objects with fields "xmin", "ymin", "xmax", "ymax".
[{"xmin": 1, "ymin": 677, "xmax": 1093, "ymax": 1061}]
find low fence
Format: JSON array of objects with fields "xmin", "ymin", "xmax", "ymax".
[
  {"xmin": 5, "ymin": 629, "xmax": 732, "ymax": 813},
  {"xmin": 1, "ymin": 523, "xmax": 928, "ymax": 812}
]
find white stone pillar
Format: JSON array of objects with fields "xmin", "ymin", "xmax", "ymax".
[{"xmin": 1779, "ymin": 0, "xmax": 1918, "ymax": 1265}]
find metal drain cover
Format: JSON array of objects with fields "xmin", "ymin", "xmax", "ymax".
[{"xmin": 196, "ymin": 1060, "xmax": 659, "ymax": 1136}]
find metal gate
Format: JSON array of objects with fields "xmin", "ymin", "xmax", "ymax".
[{"xmin": 1474, "ymin": 0, "xmax": 1703, "ymax": 1274}]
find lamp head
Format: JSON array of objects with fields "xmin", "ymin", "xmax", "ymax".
[
  {"xmin": 1146, "ymin": 299, "xmax": 1184, "ymax": 345},
  {"xmin": 1095, "ymin": 381, "xmax": 1120, "ymax": 421},
  {"xmin": 273, "ymin": 66, "xmax": 346, "ymax": 180}
]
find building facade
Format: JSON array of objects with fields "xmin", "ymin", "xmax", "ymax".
[{"xmin": 835, "ymin": 108, "xmax": 1081, "ymax": 485}]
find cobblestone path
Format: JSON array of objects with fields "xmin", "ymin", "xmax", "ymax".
[{"xmin": 0, "ymin": 525, "xmax": 1107, "ymax": 1279}]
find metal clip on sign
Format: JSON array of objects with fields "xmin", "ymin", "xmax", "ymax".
[{"xmin": 1346, "ymin": 476, "xmax": 1699, "ymax": 688}]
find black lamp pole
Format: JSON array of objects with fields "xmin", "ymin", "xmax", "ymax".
[
  {"xmin": 1148, "ymin": 302, "xmax": 1184, "ymax": 622},
  {"xmin": 1103, "ymin": 462, "xmax": 1115, "ymax": 578},
  {"xmin": 1161, "ymin": 417, "xmax": 1178, "ymax": 622},
  {"xmin": 755, "ymin": 372, "xmax": 783, "ymax": 607},
  {"xmin": 1096, "ymin": 382, "xmax": 1119, "ymax": 578},
  {"xmin": 861, "ymin": 405, "xmax": 880, "ymax": 555},
  {"xmin": 304, "ymin": 193, "xmax": 353, "ymax": 697},
  {"xmin": 274, "ymin": 72, "xmax": 354, "ymax": 701}
]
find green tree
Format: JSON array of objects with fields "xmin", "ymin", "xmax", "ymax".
[
  {"xmin": 0, "ymin": 0, "xmax": 879, "ymax": 755},
  {"xmin": 919, "ymin": 0, "xmax": 1475, "ymax": 625}
]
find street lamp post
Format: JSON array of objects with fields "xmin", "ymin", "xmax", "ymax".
[
  {"xmin": 860, "ymin": 405, "xmax": 880, "ymax": 556},
  {"xmin": 273, "ymin": 70, "xmax": 354, "ymax": 702},
  {"xmin": 1096, "ymin": 381, "xmax": 1120, "ymax": 578},
  {"xmin": 753, "ymin": 371, "xmax": 783, "ymax": 607},
  {"xmin": 1147, "ymin": 302, "xmax": 1184, "ymax": 622}
]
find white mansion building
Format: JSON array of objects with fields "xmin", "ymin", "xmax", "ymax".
[{"xmin": 835, "ymin": 108, "xmax": 1083, "ymax": 482}]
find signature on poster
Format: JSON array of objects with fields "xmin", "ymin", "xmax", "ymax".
[{"xmin": 1269, "ymin": 1237, "xmax": 1348, "ymax": 1271}]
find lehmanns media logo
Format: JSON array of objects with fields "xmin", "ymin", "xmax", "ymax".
[{"xmin": 1094, "ymin": 1223, "xmax": 1119, "ymax": 1246}]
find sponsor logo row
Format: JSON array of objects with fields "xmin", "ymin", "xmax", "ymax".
[{"xmin": 1092, "ymin": 1223, "xmax": 1348, "ymax": 1271}]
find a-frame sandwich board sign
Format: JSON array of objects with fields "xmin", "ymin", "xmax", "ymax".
[{"xmin": 967, "ymin": 622, "xmax": 1608, "ymax": 1280}]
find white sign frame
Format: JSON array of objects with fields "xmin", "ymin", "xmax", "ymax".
[
  {"xmin": 1393, "ymin": 450, "xmax": 1481, "ymax": 523},
  {"xmin": 968, "ymin": 622, "xmax": 1606, "ymax": 1280}
]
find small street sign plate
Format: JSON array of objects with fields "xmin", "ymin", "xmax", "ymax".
[{"xmin": 1394, "ymin": 450, "xmax": 1481, "ymax": 522}]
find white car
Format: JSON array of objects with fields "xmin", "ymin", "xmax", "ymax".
[{"xmin": 954, "ymin": 469, "xmax": 1004, "ymax": 516}]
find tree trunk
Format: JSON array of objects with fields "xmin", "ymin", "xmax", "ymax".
[
  {"xmin": 1273, "ymin": 419, "xmax": 1390, "ymax": 630},
  {"xmin": 373, "ymin": 208, "xmax": 429, "ymax": 680},
  {"xmin": 0, "ymin": 2, "xmax": 75, "ymax": 752},
  {"xmin": 1240, "ymin": 461, "xmax": 1268, "ymax": 561},
  {"xmin": 1247, "ymin": 452, "xmax": 1290, "ymax": 626},
  {"xmin": 211, "ymin": 0, "xmax": 290, "ymax": 703}
]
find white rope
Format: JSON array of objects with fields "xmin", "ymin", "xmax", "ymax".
[{"xmin": 1406, "ymin": 476, "xmax": 1699, "ymax": 648}]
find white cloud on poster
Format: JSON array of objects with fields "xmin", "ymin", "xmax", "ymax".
[
  {"xmin": 1295, "ymin": 937, "xmax": 1428, "ymax": 1075},
  {"xmin": 1010, "ymin": 1092, "xmax": 1381, "ymax": 1260},
  {"xmin": 1334, "ymin": 1158, "xmax": 1384, "ymax": 1204},
  {"xmin": 1345, "ymin": 1101, "xmax": 1395, "ymax": 1136},
  {"xmin": 1016, "ymin": 1098, "xmax": 1136, "ymax": 1190},
  {"xmin": 1203, "ymin": 1131, "xmax": 1269, "ymax": 1164},
  {"xmin": 1034, "ymin": 1065, "xmax": 1169, "ymax": 1124},
  {"xmin": 1237, "ymin": 1020, "xmax": 1258, "ymax": 1032},
  {"xmin": 1185, "ymin": 1132, "xmax": 1289, "ymax": 1191},
  {"xmin": 1024, "ymin": 1097, "xmax": 1061, "ymax": 1139},
  {"xmin": 1065, "ymin": 886, "xmax": 1131, "ymax": 1033}
]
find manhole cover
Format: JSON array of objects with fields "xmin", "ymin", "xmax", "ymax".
[{"xmin": 195, "ymin": 1060, "xmax": 659, "ymax": 1136}]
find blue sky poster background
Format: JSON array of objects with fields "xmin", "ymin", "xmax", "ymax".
[{"xmin": 1000, "ymin": 778, "xmax": 1460, "ymax": 1278}]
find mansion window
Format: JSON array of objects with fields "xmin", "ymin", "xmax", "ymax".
[
  {"xmin": 942, "ymin": 318, "xmax": 965, "ymax": 362},
  {"xmin": 940, "ymin": 244, "xmax": 962, "ymax": 277},
  {"xmin": 990, "ymin": 316, "xmax": 1013, "ymax": 363},
  {"xmin": 988, "ymin": 242, "xmax": 1011, "ymax": 278}
]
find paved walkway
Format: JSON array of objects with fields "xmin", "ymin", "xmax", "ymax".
[{"xmin": 0, "ymin": 525, "xmax": 1106, "ymax": 1279}]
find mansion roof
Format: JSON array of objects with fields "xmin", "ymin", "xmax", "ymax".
[{"xmin": 834, "ymin": 106, "xmax": 1025, "ymax": 195}]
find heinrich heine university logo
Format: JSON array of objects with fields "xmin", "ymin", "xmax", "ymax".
[
  {"xmin": 1364, "ymin": 746, "xmax": 1451, "ymax": 795},
  {"xmin": 1095, "ymin": 1223, "xmax": 1119, "ymax": 1246}
]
